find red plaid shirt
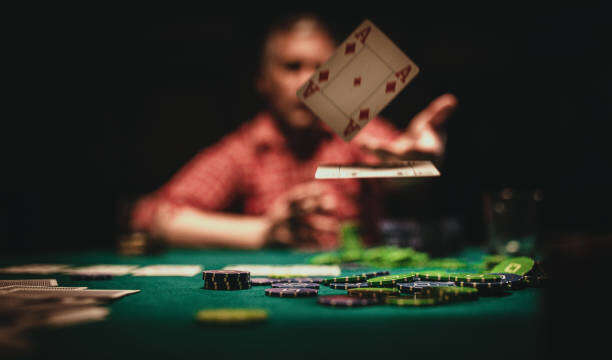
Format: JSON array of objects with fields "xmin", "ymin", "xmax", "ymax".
[{"xmin": 131, "ymin": 112, "xmax": 401, "ymax": 247}]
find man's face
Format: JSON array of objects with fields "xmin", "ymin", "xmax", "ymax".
[{"xmin": 257, "ymin": 29, "xmax": 335, "ymax": 129}]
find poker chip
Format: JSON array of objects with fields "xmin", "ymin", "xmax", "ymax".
[
  {"xmin": 454, "ymin": 280, "xmax": 505, "ymax": 293},
  {"xmin": 274, "ymin": 277, "xmax": 325, "ymax": 283},
  {"xmin": 385, "ymin": 296, "xmax": 438, "ymax": 307},
  {"xmin": 195, "ymin": 308, "xmax": 268, "ymax": 325},
  {"xmin": 328, "ymin": 282, "xmax": 370, "ymax": 290},
  {"xmin": 203, "ymin": 281, "xmax": 252, "ymax": 291},
  {"xmin": 320, "ymin": 271, "xmax": 391, "ymax": 285},
  {"xmin": 412, "ymin": 271, "xmax": 451, "ymax": 281},
  {"xmin": 396, "ymin": 281, "xmax": 455, "ymax": 294},
  {"xmin": 321, "ymin": 275, "xmax": 367, "ymax": 284},
  {"xmin": 250, "ymin": 278, "xmax": 277, "ymax": 286},
  {"xmin": 523, "ymin": 274, "xmax": 547, "ymax": 287},
  {"xmin": 429, "ymin": 287, "xmax": 479, "ymax": 302},
  {"xmin": 446, "ymin": 273, "xmax": 502, "ymax": 283},
  {"xmin": 203, "ymin": 278, "xmax": 251, "ymax": 286},
  {"xmin": 490, "ymin": 257, "xmax": 535, "ymax": 276},
  {"xmin": 203, "ymin": 270, "xmax": 252, "ymax": 291},
  {"xmin": 366, "ymin": 273, "xmax": 416, "ymax": 287},
  {"xmin": 69, "ymin": 273, "xmax": 113, "ymax": 281},
  {"xmin": 271, "ymin": 282, "xmax": 319, "ymax": 289},
  {"xmin": 370, "ymin": 270, "xmax": 391, "ymax": 277},
  {"xmin": 264, "ymin": 288, "xmax": 318, "ymax": 297},
  {"xmin": 202, "ymin": 270, "xmax": 250, "ymax": 281},
  {"xmin": 347, "ymin": 287, "xmax": 399, "ymax": 298},
  {"xmin": 318, "ymin": 295, "xmax": 379, "ymax": 307},
  {"xmin": 488, "ymin": 273, "xmax": 525, "ymax": 290}
]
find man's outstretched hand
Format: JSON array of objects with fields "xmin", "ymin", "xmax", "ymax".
[{"xmin": 356, "ymin": 93, "xmax": 458, "ymax": 159}]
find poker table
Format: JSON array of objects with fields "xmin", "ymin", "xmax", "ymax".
[{"xmin": 2, "ymin": 248, "xmax": 547, "ymax": 359}]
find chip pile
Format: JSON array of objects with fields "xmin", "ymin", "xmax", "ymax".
[
  {"xmin": 202, "ymin": 270, "xmax": 251, "ymax": 291},
  {"xmin": 310, "ymin": 256, "xmax": 547, "ymax": 308}
]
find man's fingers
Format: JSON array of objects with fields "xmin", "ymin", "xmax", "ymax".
[
  {"xmin": 292, "ymin": 193, "xmax": 337, "ymax": 215},
  {"xmin": 408, "ymin": 93, "xmax": 458, "ymax": 135},
  {"xmin": 304, "ymin": 214, "xmax": 339, "ymax": 233}
]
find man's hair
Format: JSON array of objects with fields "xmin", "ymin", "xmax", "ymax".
[{"xmin": 257, "ymin": 13, "xmax": 336, "ymax": 72}]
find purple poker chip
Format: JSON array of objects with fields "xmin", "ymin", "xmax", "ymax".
[
  {"xmin": 271, "ymin": 282, "xmax": 319, "ymax": 289},
  {"xmin": 317, "ymin": 295, "xmax": 379, "ymax": 307},
  {"xmin": 278, "ymin": 277, "xmax": 326, "ymax": 284},
  {"xmin": 250, "ymin": 278, "xmax": 276, "ymax": 286},
  {"xmin": 264, "ymin": 288, "xmax": 318, "ymax": 297}
]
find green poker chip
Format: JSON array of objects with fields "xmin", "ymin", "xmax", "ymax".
[
  {"xmin": 321, "ymin": 275, "xmax": 367, "ymax": 284},
  {"xmin": 195, "ymin": 308, "xmax": 268, "ymax": 325},
  {"xmin": 366, "ymin": 273, "xmax": 416, "ymax": 287},
  {"xmin": 446, "ymin": 273, "xmax": 502, "ymax": 283},
  {"xmin": 385, "ymin": 296, "xmax": 438, "ymax": 307},
  {"xmin": 347, "ymin": 287, "xmax": 399, "ymax": 298},
  {"xmin": 413, "ymin": 271, "xmax": 451, "ymax": 281},
  {"xmin": 490, "ymin": 257, "xmax": 535, "ymax": 276}
]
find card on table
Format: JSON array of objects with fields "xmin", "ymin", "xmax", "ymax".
[
  {"xmin": 297, "ymin": 19, "xmax": 419, "ymax": 141},
  {"xmin": 0, "ymin": 286, "xmax": 87, "ymax": 293},
  {"xmin": 130, "ymin": 265, "xmax": 202, "ymax": 277},
  {"xmin": 3, "ymin": 289, "xmax": 140, "ymax": 300},
  {"xmin": 0, "ymin": 279, "xmax": 58, "ymax": 288},
  {"xmin": 0, "ymin": 264, "xmax": 69, "ymax": 274},
  {"xmin": 315, "ymin": 160, "xmax": 440, "ymax": 179}
]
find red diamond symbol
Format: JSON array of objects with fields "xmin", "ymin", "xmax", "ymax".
[
  {"xmin": 353, "ymin": 77, "xmax": 361, "ymax": 86},
  {"xmin": 359, "ymin": 108, "xmax": 370, "ymax": 120},
  {"xmin": 385, "ymin": 81, "xmax": 396, "ymax": 93},
  {"xmin": 345, "ymin": 42, "xmax": 356, "ymax": 54},
  {"xmin": 318, "ymin": 70, "xmax": 329, "ymax": 83}
]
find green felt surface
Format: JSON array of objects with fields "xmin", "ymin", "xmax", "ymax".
[{"xmin": 1, "ymin": 248, "xmax": 545, "ymax": 359}]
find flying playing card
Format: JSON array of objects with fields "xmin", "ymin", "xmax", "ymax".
[
  {"xmin": 315, "ymin": 161, "xmax": 440, "ymax": 179},
  {"xmin": 297, "ymin": 19, "xmax": 419, "ymax": 141}
]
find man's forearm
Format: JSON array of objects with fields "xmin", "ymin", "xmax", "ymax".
[{"xmin": 150, "ymin": 204, "xmax": 271, "ymax": 249}]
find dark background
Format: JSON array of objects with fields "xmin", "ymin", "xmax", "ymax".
[{"xmin": 3, "ymin": 4, "xmax": 610, "ymax": 252}]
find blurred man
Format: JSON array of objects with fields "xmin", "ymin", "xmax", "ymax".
[{"xmin": 130, "ymin": 13, "xmax": 457, "ymax": 250}]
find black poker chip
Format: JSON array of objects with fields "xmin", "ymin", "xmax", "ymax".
[
  {"xmin": 396, "ymin": 281, "xmax": 455, "ymax": 294},
  {"xmin": 488, "ymin": 273, "xmax": 525, "ymax": 290},
  {"xmin": 203, "ymin": 270, "xmax": 250, "ymax": 281},
  {"xmin": 271, "ymin": 282, "xmax": 319, "ymax": 289},
  {"xmin": 328, "ymin": 282, "xmax": 370, "ymax": 290}
]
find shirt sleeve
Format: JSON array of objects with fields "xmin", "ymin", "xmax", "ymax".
[{"xmin": 130, "ymin": 131, "xmax": 248, "ymax": 231}]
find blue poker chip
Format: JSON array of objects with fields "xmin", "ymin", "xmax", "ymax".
[
  {"xmin": 271, "ymin": 282, "xmax": 320, "ymax": 289},
  {"xmin": 488, "ymin": 273, "xmax": 525, "ymax": 290},
  {"xmin": 396, "ymin": 281, "xmax": 455, "ymax": 294}
]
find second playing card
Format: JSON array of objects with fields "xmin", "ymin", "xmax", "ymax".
[{"xmin": 297, "ymin": 19, "xmax": 419, "ymax": 141}]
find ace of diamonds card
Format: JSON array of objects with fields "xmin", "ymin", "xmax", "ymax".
[{"xmin": 297, "ymin": 19, "xmax": 419, "ymax": 141}]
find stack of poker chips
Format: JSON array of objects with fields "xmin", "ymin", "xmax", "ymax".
[{"xmin": 203, "ymin": 270, "xmax": 251, "ymax": 290}]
